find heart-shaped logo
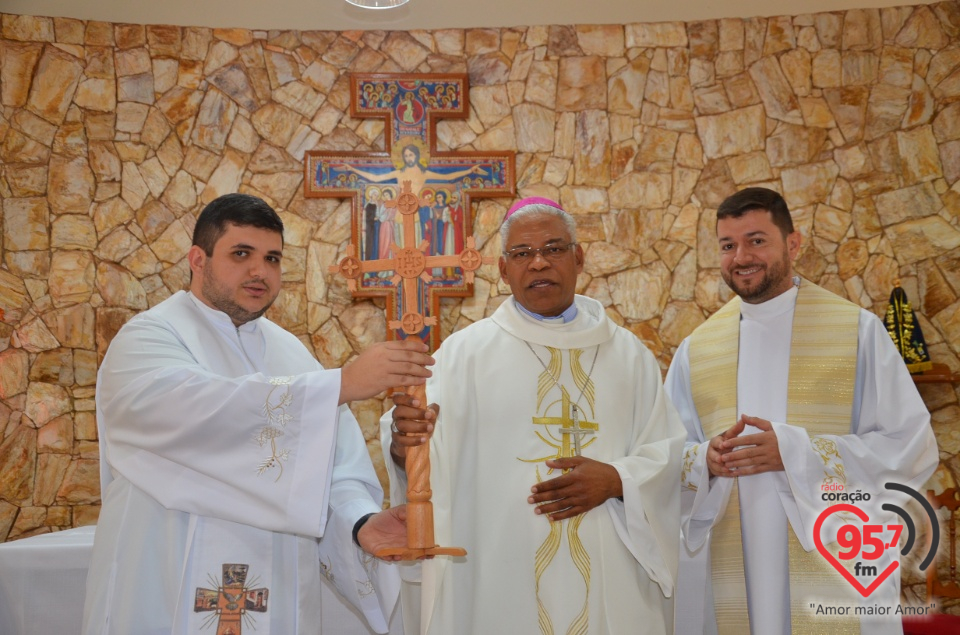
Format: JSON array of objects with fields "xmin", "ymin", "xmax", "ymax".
[{"xmin": 813, "ymin": 503, "xmax": 899, "ymax": 597}]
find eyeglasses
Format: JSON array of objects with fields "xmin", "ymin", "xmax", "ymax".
[{"xmin": 502, "ymin": 242, "xmax": 577, "ymax": 264}]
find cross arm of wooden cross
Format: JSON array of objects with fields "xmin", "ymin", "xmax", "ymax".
[
  {"xmin": 329, "ymin": 180, "xmax": 492, "ymax": 319},
  {"xmin": 430, "ymin": 236, "xmax": 489, "ymax": 284},
  {"xmin": 327, "ymin": 244, "xmax": 404, "ymax": 291}
]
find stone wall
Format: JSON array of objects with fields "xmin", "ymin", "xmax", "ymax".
[{"xmin": 1, "ymin": 3, "xmax": 959, "ymax": 601}]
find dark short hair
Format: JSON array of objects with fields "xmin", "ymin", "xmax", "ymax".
[
  {"xmin": 193, "ymin": 193, "xmax": 284, "ymax": 256},
  {"xmin": 716, "ymin": 187, "xmax": 794, "ymax": 238}
]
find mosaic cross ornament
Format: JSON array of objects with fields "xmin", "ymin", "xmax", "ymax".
[
  {"xmin": 305, "ymin": 73, "xmax": 514, "ymax": 350},
  {"xmin": 194, "ymin": 564, "xmax": 268, "ymax": 635}
]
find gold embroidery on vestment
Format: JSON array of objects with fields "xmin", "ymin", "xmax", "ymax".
[
  {"xmin": 534, "ymin": 511, "xmax": 563, "ymax": 635},
  {"xmin": 536, "ymin": 347, "xmax": 564, "ymax": 411},
  {"xmin": 320, "ymin": 556, "xmax": 335, "ymax": 585},
  {"xmin": 813, "ymin": 437, "xmax": 846, "ymax": 488},
  {"xmin": 682, "ymin": 444, "xmax": 699, "ymax": 491},
  {"xmin": 522, "ymin": 348, "xmax": 598, "ymax": 635},
  {"xmin": 570, "ymin": 348, "xmax": 596, "ymax": 411},
  {"xmin": 521, "ymin": 386, "xmax": 599, "ymax": 467},
  {"xmin": 358, "ymin": 552, "xmax": 378, "ymax": 597},
  {"xmin": 566, "ymin": 514, "xmax": 590, "ymax": 635},
  {"xmin": 256, "ymin": 376, "xmax": 294, "ymax": 480}
]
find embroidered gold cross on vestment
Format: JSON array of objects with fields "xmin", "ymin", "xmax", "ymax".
[{"xmin": 528, "ymin": 387, "xmax": 599, "ymax": 470}]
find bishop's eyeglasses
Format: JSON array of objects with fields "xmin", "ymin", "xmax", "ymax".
[{"xmin": 502, "ymin": 242, "xmax": 578, "ymax": 264}]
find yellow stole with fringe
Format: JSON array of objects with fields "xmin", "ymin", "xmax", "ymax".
[{"xmin": 688, "ymin": 280, "xmax": 861, "ymax": 634}]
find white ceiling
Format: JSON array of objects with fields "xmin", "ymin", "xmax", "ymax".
[{"xmin": 4, "ymin": 0, "xmax": 941, "ymax": 32}]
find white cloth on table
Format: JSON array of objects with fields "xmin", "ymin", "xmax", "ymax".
[{"xmin": 0, "ymin": 526, "xmax": 403, "ymax": 635}]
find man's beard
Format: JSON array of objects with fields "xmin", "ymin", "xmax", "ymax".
[
  {"xmin": 202, "ymin": 274, "xmax": 274, "ymax": 325},
  {"xmin": 722, "ymin": 252, "xmax": 791, "ymax": 304}
]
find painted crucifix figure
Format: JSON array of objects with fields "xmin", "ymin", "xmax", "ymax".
[{"xmin": 305, "ymin": 73, "xmax": 514, "ymax": 350}]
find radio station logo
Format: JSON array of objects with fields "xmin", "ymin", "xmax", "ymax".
[{"xmin": 815, "ymin": 482, "xmax": 939, "ymax": 598}]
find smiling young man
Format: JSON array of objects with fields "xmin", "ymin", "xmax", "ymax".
[
  {"xmin": 84, "ymin": 193, "xmax": 436, "ymax": 635},
  {"xmin": 381, "ymin": 198, "xmax": 686, "ymax": 635},
  {"xmin": 665, "ymin": 187, "xmax": 938, "ymax": 634}
]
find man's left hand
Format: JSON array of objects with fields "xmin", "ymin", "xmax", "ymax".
[
  {"xmin": 527, "ymin": 457, "xmax": 623, "ymax": 521},
  {"xmin": 719, "ymin": 414, "xmax": 785, "ymax": 475},
  {"xmin": 356, "ymin": 505, "xmax": 429, "ymax": 562}
]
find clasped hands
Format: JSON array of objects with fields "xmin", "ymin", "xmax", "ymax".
[
  {"xmin": 707, "ymin": 414, "xmax": 784, "ymax": 477},
  {"xmin": 390, "ymin": 394, "xmax": 622, "ymax": 521}
]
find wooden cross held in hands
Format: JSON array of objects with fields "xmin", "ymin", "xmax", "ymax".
[
  {"xmin": 329, "ymin": 179, "xmax": 487, "ymax": 559},
  {"xmin": 312, "ymin": 73, "xmax": 514, "ymax": 559}
]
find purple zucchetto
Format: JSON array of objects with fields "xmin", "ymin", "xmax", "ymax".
[{"xmin": 504, "ymin": 197, "xmax": 565, "ymax": 219}]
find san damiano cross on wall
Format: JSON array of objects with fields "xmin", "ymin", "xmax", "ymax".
[{"xmin": 304, "ymin": 74, "xmax": 514, "ymax": 350}]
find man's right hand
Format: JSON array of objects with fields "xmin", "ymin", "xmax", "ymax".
[
  {"xmin": 707, "ymin": 418, "xmax": 745, "ymax": 477},
  {"xmin": 339, "ymin": 340, "xmax": 434, "ymax": 404},
  {"xmin": 389, "ymin": 392, "xmax": 438, "ymax": 469}
]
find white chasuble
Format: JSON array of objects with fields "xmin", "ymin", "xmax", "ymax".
[
  {"xmin": 381, "ymin": 295, "xmax": 686, "ymax": 635},
  {"xmin": 84, "ymin": 291, "xmax": 398, "ymax": 635},
  {"xmin": 666, "ymin": 281, "xmax": 939, "ymax": 635}
]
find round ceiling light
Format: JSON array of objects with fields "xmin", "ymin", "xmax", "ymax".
[{"xmin": 345, "ymin": 0, "xmax": 410, "ymax": 8}]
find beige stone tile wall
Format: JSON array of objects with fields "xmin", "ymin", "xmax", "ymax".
[{"xmin": 1, "ymin": 4, "xmax": 959, "ymax": 601}]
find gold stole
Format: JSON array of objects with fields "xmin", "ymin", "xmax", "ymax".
[{"xmin": 688, "ymin": 281, "xmax": 861, "ymax": 634}]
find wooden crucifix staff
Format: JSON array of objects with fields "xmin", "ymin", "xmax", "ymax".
[{"xmin": 329, "ymin": 180, "xmax": 488, "ymax": 559}]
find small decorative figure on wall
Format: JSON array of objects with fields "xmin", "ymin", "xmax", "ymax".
[{"xmin": 884, "ymin": 280, "xmax": 933, "ymax": 374}]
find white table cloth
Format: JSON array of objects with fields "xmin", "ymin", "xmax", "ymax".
[{"xmin": 0, "ymin": 526, "xmax": 403, "ymax": 635}]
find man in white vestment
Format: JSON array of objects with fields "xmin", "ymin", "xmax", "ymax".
[
  {"xmin": 83, "ymin": 193, "xmax": 436, "ymax": 635},
  {"xmin": 664, "ymin": 187, "xmax": 939, "ymax": 635},
  {"xmin": 381, "ymin": 197, "xmax": 686, "ymax": 634}
]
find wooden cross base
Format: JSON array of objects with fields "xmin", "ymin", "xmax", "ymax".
[
  {"xmin": 376, "ymin": 546, "xmax": 468, "ymax": 559},
  {"xmin": 375, "ymin": 502, "xmax": 467, "ymax": 558},
  {"xmin": 374, "ymin": 384, "xmax": 466, "ymax": 561}
]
